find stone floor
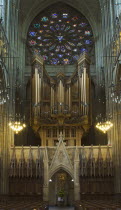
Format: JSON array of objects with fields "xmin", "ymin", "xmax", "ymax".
[
  {"xmin": 76, "ymin": 199, "xmax": 121, "ymax": 209},
  {"xmin": 0, "ymin": 197, "xmax": 120, "ymax": 209},
  {"xmin": 49, "ymin": 208, "xmax": 74, "ymax": 210}
]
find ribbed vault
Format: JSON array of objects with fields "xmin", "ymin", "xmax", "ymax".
[{"xmin": 19, "ymin": 0, "xmax": 101, "ymax": 37}]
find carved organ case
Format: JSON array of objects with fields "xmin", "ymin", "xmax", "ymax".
[{"xmin": 31, "ymin": 53, "xmax": 91, "ymax": 146}]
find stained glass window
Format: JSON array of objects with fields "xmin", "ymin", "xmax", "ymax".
[
  {"xmin": 34, "ymin": 24, "xmax": 40, "ymax": 28},
  {"xmin": 29, "ymin": 32, "xmax": 37, "ymax": 36},
  {"xmin": 41, "ymin": 17, "xmax": 48, "ymax": 22},
  {"xmin": 27, "ymin": 3, "xmax": 93, "ymax": 65},
  {"xmin": 52, "ymin": 13, "xmax": 58, "ymax": 18}
]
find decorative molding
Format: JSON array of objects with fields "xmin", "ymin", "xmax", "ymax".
[{"xmin": 49, "ymin": 133, "xmax": 74, "ymax": 178}]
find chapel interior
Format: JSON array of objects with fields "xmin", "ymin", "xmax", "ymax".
[{"xmin": 0, "ymin": 0, "xmax": 121, "ymax": 209}]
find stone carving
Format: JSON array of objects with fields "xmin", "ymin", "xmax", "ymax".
[
  {"xmin": 49, "ymin": 133, "xmax": 73, "ymax": 177},
  {"xmin": 58, "ymin": 150, "xmax": 64, "ymax": 162}
]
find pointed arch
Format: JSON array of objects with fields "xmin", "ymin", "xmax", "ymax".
[{"xmin": 49, "ymin": 164, "xmax": 74, "ymax": 179}]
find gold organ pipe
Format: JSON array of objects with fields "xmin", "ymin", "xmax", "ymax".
[
  {"xmin": 39, "ymin": 77, "xmax": 41, "ymax": 114},
  {"xmin": 81, "ymin": 73, "xmax": 84, "ymax": 115},
  {"xmin": 37, "ymin": 74, "xmax": 40, "ymax": 103},
  {"xmin": 58, "ymin": 80, "xmax": 61, "ymax": 103},
  {"xmin": 32, "ymin": 76, "xmax": 35, "ymax": 105},
  {"xmin": 39, "ymin": 77, "xmax": 41, "ymax": 102},
  {"xmin": 35, "ymin": 68, "xmax": 38, "ymax": 105},
  {"xmin": 37, "ymin": 73, "xmax": 40, "ymax": 115},
  {"xmin": 86, "ymin": 76, "xmax": 89, "ymax": 115},
  {"xmin": 51, "ymin": 86, "xmax": 54, "ymax": 113},
  {"xmin": 79, "ymin": 77, "xmax": 81, "ymax": 115},
  {"xmin": 69, "ymin": 85, "xmax": 71, "ymax": 110},
  {"xmin": 84, "ymin": 68, "xmax": 86, "ymax": 115}
]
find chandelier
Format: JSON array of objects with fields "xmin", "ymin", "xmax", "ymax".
[
  {"xmin": 8, "ymin": 67, "xmax": 26, "ymax": 134},
  {"xmin": 96, "ymin": 121, "xmax": 113, "ymax": 133},
  {"xmin": 96, "ymin": 114, "xmax": 113, "ymax": 133},
  {"xmin": 9, "ymin": 114, "xmax": 26, "ymax": 134}
]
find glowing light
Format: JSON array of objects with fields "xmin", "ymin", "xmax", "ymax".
[
  {"xmin": 39, "ymin": 30, "xmax": 43, "ymax": 33},
  {"xmin": 96, "ymin": 121, "xmax": 113, "ymax": 133},
  {"xmin": 9, "ymin": 121, "xmax": 26, "ymax": 134}
]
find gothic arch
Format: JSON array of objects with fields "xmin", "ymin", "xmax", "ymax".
[
  {"xmin": 49, "ymin": 165, "xmax": 74, "ymax": 179},
  {"xmin": 20, "ymin": 0, "xmax": 101, "ymax": 39}
]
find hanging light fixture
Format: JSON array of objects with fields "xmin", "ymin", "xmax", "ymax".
[
  {"xmin": 95, "ymin": 67, "xmax": 113, "ymax": 133},
  {"xmin": 96, "ymin": 121, "xmax": 113, "ymax": 133},
  {"xmin": 9, "ymin": 122, "xmax": 26, "ymax": 134},
  {"xmin": 9, "ymin": 67, "xmax": 26, "ymax": 134},
  {"xmin": 95, "ymin": 114, "xmax": 113, "ymax": 133},
  {"xmin": 9, "ymin": 114, "xmax": 26, "ymax": 134}
]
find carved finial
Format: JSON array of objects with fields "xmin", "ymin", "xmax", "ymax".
[
  {"xmin": 82, "ymin": 146, "xmax": 86, "ymax": 159},
  {"xmin": 89, "ymin": 145, "xmax": 94, "ymax": 159},
  {"xmin": 21, "ymin": 145, "xmax": 24, "ymax": 160},
  {"xmin": 98, "ymin": 145, "xmax": 103, "ymax": 160},
  {"xmin": 37, "ymin": 145, "xmax": 40, "ymax": 159},
  {"xmin": 11, "ymin": 145, "xmax": 16, "ymax": 160},
  {"xmin": 28, "ymin": 145, "xmax": 33, "ymax": 160},
  {"xmin": 106, "ymin": 145, "xmax": 111, "ymax": 160},
  {"xmin": 58, "ymin": 132, "xmax": 64, "ymax": 142}
]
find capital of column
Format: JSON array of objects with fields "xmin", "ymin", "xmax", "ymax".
[
  {"xmin": 77, "ymin": 52, "xmax": 91, "ymax": 76},
  {"xmin": 31, "ymin": 55, "xmax": 44, "ymax": 77}
]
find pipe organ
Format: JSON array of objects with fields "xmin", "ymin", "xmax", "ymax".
[{"xmin": 31, "ymin": 53, "xmax": 91, "ymax": 146}]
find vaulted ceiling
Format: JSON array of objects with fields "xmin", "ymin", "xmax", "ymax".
[{"xmin": 19, "ymin": 0, "xmax": 101, "ymax": 37}]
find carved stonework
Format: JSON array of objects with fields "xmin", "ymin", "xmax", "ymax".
[
  {"xmin": 58, "ymin": 150, "xmax": 64, "ymax": 162},
  {"xmin": 49, "ymin": 134, "xmax": 73, "ymax": 178}
]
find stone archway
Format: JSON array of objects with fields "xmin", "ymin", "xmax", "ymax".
[{"xmin": 49, "ymin": 169, "xmax": 74, "ymax": 206}]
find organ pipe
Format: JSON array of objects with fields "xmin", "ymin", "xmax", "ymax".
[{"xmin": 78, "ymin": 53, "xmax": 91, "ymax": 116}]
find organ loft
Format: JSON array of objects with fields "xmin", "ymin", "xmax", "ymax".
[{"xmin": 31, "ymin": 53, "xmax": 91, "ymax": 146}]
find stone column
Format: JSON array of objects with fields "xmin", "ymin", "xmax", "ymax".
[
  {"xmin": 51, "ymin": 84, "xmax": 54, "ymax": 114},
  {"xmin": 0, "ymin": 107, "xmax": 9, "ymax": 194},
  {"xmin": 68, "ymin": 84, "xmax": 71, "ymax": 111},
  {"xmin": 43, "ymin": 147, "xmax": 49, "ymax": 201},
  {"xmin": 74, "ymin": 147, "xmax": 80, "ymax": 200}
]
